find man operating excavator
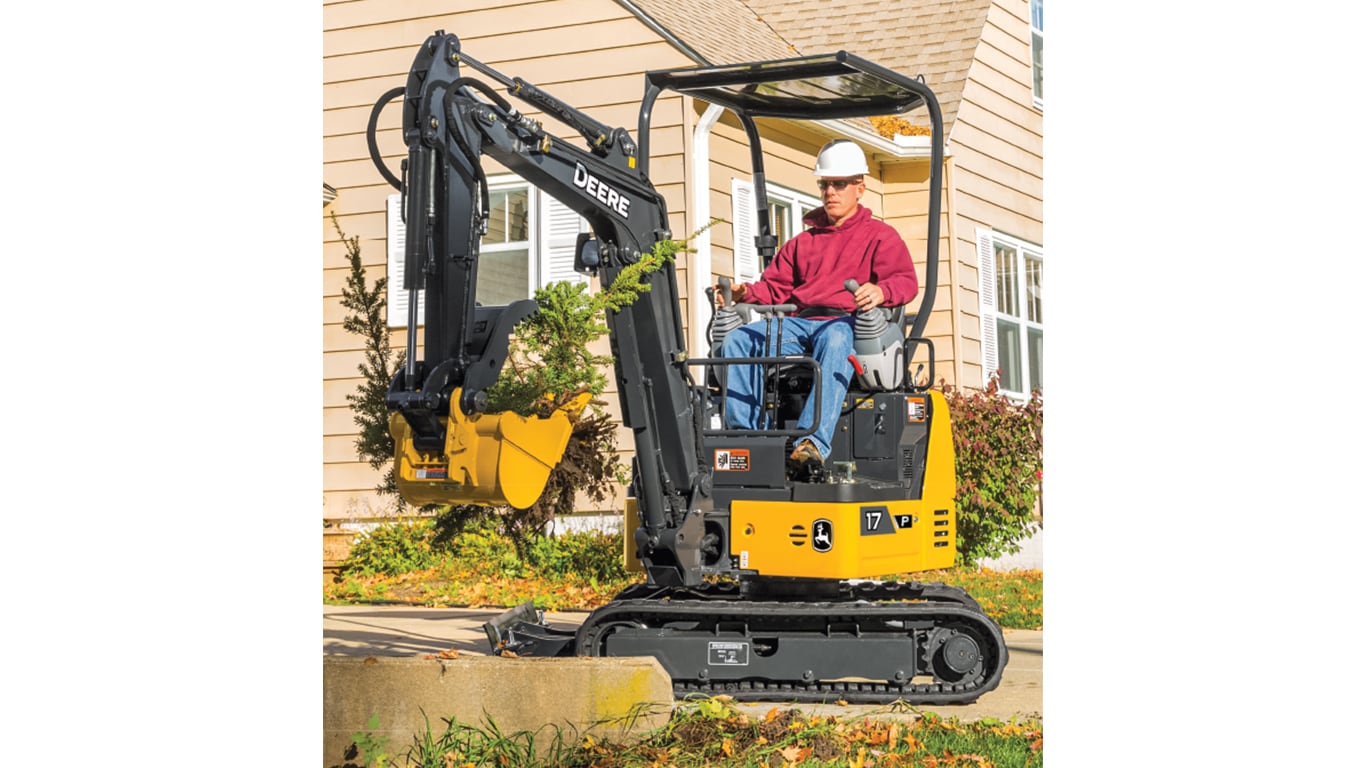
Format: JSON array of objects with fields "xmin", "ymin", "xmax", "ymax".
[{"xmin": 717, "ymin": 139, "xmax": 920, "ymax": 473}]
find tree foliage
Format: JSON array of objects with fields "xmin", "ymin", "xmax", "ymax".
[
  {"xmin": 939, "ymin": 375, "xmax": 1043, "ymax": 566},
  {"xmin": 333, "ymin": 213, "xmax": 405, "ymax": 505}
]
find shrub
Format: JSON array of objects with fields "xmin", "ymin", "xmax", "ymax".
[
  {"xmin": 341, "ymin": 520, "xmax": 439, "ymax": 576},
  {"xmin": 523, "ymin": 529, "xmax": 629, "ymax": 583},
  {"xmin": 430, "ymin": 515, "xmax": 525, "ymax": 578},
  {"xmin": 425, "ymin": 514, "xmax": 628, "ymax": 583},
  {"xmin": 939, "ymin": 376, "xmax": 1043, "ymax": 566},
  {"xmin": 332, "ymin": 213, "xmax": 406, "ymax": 504}
]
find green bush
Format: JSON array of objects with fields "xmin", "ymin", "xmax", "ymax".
[
  {"xmin": 523, "ymin": 529, "xmax": 629, "ymax": 583},
  {"xmin": 429, "ymin": 514, "xmax": 626, "ymax": 583},
  {"xmin": 332, "ymin": 213, "xmax": 405, "ymax": 504},
  {"xmin": 431, "ymin": 515, "xmax": 525, "ymax": 578},
  {"xmin": 341, "ymin": 513, "xmax": 629, "ymax": 585},
  {"xmin": 940, "ymin": 376, "xmax": 1043, "ymax": 566},
  {"xmin": 341, "ymin": 520, "xmax": 439, "ymax": 576}
]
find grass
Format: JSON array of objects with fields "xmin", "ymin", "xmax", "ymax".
[
  {"xmin": 907, "ymin": 568, "xmax": 1043, "ymax": 630},
  {"xmin": 325, "ymin": 549, "xmax": 1042, "ymax": 631},
  {"xmin": 355, "ymin": 697, "xmax": 1043, "ymax": 768}
]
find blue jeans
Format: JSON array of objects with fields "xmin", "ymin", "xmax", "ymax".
[{"xmin": 720, "ymin": 316, "xmax": 855, "ymax": 459}]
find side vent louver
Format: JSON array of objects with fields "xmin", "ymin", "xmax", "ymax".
[{"xmin": 933, "ymin": 509, "xmax": 950, "ymax": 547}]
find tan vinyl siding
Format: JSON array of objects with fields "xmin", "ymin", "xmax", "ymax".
[
  {"xmin": 881, "ymin": 160, "xmax": 957, "ymax": 386},
  {"xmin": 951, "ymin": 1, "xmax": 1043, "ymax": 388},
  {"xmin": 323, "ymin": 0, "xmax": 693, "ymax": 521}
]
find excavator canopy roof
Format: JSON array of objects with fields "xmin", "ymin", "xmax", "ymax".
[{"xmin": 644, "ymin": 51, "xmax": 929, "ymax": 121}]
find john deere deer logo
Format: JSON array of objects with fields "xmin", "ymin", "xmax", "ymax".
[{"xmin": 812, "ymin": 519, "xmax": 833, "ymax": 553}]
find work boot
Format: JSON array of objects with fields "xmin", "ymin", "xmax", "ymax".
[
  {"xmin": 789, "ymin": 439, "xmax": 822, "ymax": 463},
  {"xmin": 786, "ymin": 440, "xmax": 826, "ymax": 482}
]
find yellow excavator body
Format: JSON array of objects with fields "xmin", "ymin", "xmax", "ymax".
[
  {"xmin": 625, "ymin": 389, "xmax": 958, "ymax": 578},
  {"xmin": 732, "ymin": 389, "xmax": 958, "ymax": 577}
]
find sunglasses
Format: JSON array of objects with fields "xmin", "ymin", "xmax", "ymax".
[{"xmin": 817, "ymin": 179, "xmax": 862, "ymax": 191}]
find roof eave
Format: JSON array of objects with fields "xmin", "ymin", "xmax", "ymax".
[{"xmin": 812, "ymin": 118, "xmax": 950, "ymax": 162}]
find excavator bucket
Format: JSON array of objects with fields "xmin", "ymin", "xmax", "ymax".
[{"xmin": 390, "ymin": 390, "xmax": 592, "ymax": 509}]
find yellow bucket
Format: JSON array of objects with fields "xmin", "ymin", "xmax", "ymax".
[{"xmin": 390, "ymin": 390, "xmax": 592, "ymax": 509}]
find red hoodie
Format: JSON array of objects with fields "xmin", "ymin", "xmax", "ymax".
[{"xmin": 741, "ymin": 204, "xmax": 918, "ymax": 315}]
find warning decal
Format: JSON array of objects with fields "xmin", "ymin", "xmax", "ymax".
[
  {"xmin": 708, "ymin": 641, "xmax": 750, "ymax": 665},
  {"xmin": 906, "ymin": 396, "xmax": 927, "ymax": 423},
  {"xmin": 714, "ymin": 449, "xmax": 751, "ymax": 471}
]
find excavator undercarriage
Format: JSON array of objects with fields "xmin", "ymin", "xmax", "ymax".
[{"xmin": 367, "ymin": 30, "xmax": 1008, "ymax": 705}]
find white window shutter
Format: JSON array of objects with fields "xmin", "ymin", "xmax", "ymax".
[
  {"xmin": 386, "ymin": 193, "xmax": 424, "ymax": 327},
  {"xmin": 977, "ymin": 228, "xmax": 997, "ymax": 387},
  {"xmin": 539, "ymin": 192, "xmax": 588, "ymax": 288},
  {"xmin": 731, "ymin": 178, "xmax": 759, "ymax": 282}
]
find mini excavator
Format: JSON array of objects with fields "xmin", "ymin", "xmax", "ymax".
[{"xmin": 366, "ymin": 31, "xmax": 1007, "ymax": 704}]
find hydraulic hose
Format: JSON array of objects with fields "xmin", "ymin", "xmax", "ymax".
[{"xmin": 367, "ymin": 86, "xmax": 406, "ymax": 190}]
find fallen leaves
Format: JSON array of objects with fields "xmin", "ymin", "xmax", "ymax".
[
  {"xmin": 617, "ymin": 697, "xmax": 1040, "ymax": 768},
  {"xmin": 870, "ymin": 115, "xmax": 933, "ymax": 139}
]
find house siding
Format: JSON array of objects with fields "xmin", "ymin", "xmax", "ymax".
[
  {"xmin": 949, "ymin": 0, "xmax": 1043, "ymax": 388},
  {"xmin": 322, "ymin": 0, "xmax": 694, "ymax": 522}
]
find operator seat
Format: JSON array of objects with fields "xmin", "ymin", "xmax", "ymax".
[{"xmin": 773, "ymin": 303, "xmax": 911, "ymax": 423}]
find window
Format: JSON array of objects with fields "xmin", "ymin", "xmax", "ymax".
[
  {"xmin": 767, "ymin": 185, "xmax": 821, "ymax": 250},
  {"xmin": 731, "ymin": 179, "xmax": 820, "ymax": 281},
  {"xmin": 386, "ymin": 175, "xmax": 587, "ymax": 327},
  {"xmin": 477, "ymin": 184, "xmax": 531, "ymax": 306},
  {"xmin": 1030, "ymin": 0, "xmax": 1044, "ymax": 107},
  {"xmin": 978, "ymin": 229, "xmax": 1042, "ymax": 397}
]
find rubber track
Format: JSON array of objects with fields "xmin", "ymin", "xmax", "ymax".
[
  {"xmin": 577, "ymin": 580, "xmax": 1008, "ymax": 705},
  {"xmin": 610, "ymin": 579, "xmax": 985, "ymax": 612}
]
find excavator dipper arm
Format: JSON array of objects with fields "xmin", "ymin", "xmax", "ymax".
[{"xmin": 371, "ymin": 31, "xmax": 709, "ymax": 581}]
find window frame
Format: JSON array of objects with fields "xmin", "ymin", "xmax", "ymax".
[
  {"xmin": 472, "ymin": 177, "xmax": 537, "ymax": 308},
  {"xmin": 977, "ymin": 228, "xmax": 1043, "ymax": 399},
  {"xmin": 766, "ymin": 183, "xmax": 821, "ymax": 252},
  {"xmin": 385, "ymin": 174, "xmax": 586, "ymax": 328},
  {"xmin": 1030, "ymin": 0, "xmax": 1044, "ymax": 108},
  {"xmin": 731, "ymin": 177, "xmax": 820, "ymax": 281}
]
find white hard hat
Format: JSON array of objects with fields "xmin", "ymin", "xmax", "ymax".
[{"xmin": 813, "ymin": 139, "xmax": 869, "ymax": 177}]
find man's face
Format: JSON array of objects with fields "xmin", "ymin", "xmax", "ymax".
[{"xmin": 818, "ymin": 176, "xmax": 864, "ymax": 225}]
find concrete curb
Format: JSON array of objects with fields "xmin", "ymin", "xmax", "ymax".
[{"xmin": 323, "ymin": 655, "xmax": 673, "ymax": 767}]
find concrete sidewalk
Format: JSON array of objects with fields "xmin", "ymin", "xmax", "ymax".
[{"xmin": 323, "ymin": 603, "xmax": 1041, "ymax": 722}]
